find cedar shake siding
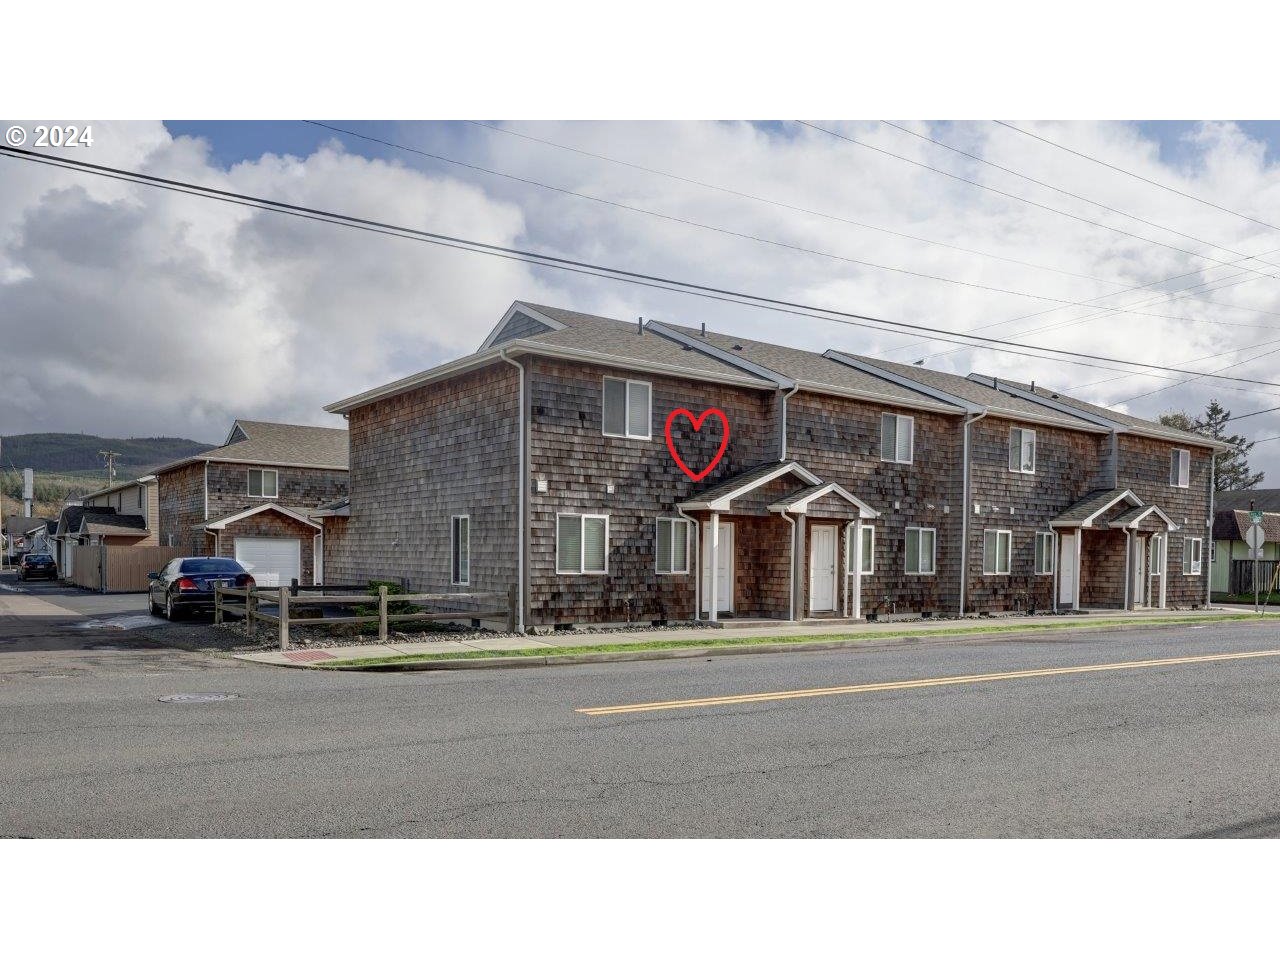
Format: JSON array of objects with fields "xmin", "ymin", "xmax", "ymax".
[
  {"xmin": 526, "ymin": 356, "xmax": 777, "ymax": 626},
  {"xmin": 211, "ymin": 512, "xmax": 321, "ymax": 586},
  {"xmin": 158, "ymin": 463, "xmax": 207, "ymax": 553},
  {"xmin": 326, "ymin": 362, "xmax": 520, "ymax": 593}
]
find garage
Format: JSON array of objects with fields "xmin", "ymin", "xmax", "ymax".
[{"xmin": 234, "ymin": 537, "xmax": 301, "ymax": 586}]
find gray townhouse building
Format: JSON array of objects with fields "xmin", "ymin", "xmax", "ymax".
[{"xmin": 320, "ymin": 302, "xmax": 1224, "ymax": 631}]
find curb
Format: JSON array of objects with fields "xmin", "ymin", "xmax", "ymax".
[{"xmin": 278, "ymin": 614, "xmax": 1262, "ymax": 672}]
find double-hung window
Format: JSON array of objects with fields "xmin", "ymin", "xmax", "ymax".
[
  {"xmin": 1170, "ymin": 449, "xmax": 1190, "ymax": 488},
  {"xmin": 603, "ymin": 377, "xmax": 652, "ymax": 440},
  {"xmin": 848, "ymin": 525, "xmax": 875, "ymax": 575},
  {"xmin": 1150, "ymin": 537, "xmax": 1165, "ymax": 576},
  {"xmin": 1034, "ymin": 532, "xmax": 1054, "ymax": 575},
  {"xmin": 248, "ymin": 468, "xmax": 278, "ymax": 498},
  {"xmin": 557, "ymin": 514, "xmax": 608, "ymax": 575},
  {"xmin": 905, "ymin": 526, "xmax": 936, "ymax": 575},
  {"xmin": 983, "ymin": 529, "xmax": 1012, "ymax": 575},
  {"xmin": 655, "ymin": 518, "xmax": 690, "ymax": 574},
  {"xmin": 450, "ymin": 515, "xmax": 470, "ymax": 585},
  {"xmin": 1182, "ymin": 537, "xmax": 1203, "ymax": 576},
  {"xmin": 1009, "ymin": 427, "xmax": 1036, "ymax": 474},
  {"xmin": 880, "ymin": 413, "xmax": 914, "ymax": 464}
]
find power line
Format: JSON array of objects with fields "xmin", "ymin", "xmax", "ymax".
[
  {"xmin": 798, "ymin": 120, "xmax": 1280, "ymax": 285},
  {"xmin": 458, "ymin": 119, "xmax": 1126, "ymax": 288},
  {"xmin": 1119, "ymin": 341, "xmax": 1280, "ymax": 404},
  {"xmin": 880, "ymin": 119, "xmax": 1280, "ymax": 273},
  {"xmin": 993, "ymin": 120, "xmax": 1280, "ymax": 236},
  {"xmin": 1228, "ymin": 403, "xmax": 1280, "ymax": 423},
  {"xmin": 12, "ymin": 143, "xmax": 1280, "ymax": 389}
]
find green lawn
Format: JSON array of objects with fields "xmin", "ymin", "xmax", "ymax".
[{"xmin": 317, "ymin": 613, "xmax": 1261, "ymax": 669}]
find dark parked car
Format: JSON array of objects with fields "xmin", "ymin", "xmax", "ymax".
[
  {"xmin": 17, "ymin": 553, "xmax": 57, "ymax": 581},
  {"xmin": 148, "ymin": 557, "xmax": 254, "ymax": 620}
]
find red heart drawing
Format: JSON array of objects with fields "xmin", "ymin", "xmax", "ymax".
[{"xmin": 664, "ymin": 407, "xmax": 731, "ymax": 482}]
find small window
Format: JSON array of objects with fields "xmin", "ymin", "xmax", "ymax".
[
  {"xmin": 450, "ymin": 515, "xmax": 470, "ymax": 585},
  {"xmin": 1009, "ymin": 427, "xmax": 1036, "ymax": 474},
  {"xmin": 248, "ymin": 468, "xmax": 279, "ymax": 498},
  {"xmin": 655, "ymin": 518, "xmax": 690, "ymax": 574},
  {"xmin": 983, "ymin": 529, "xmax": 1012, "ymax": 575},
  {"xmin": 557, "ymin": 513, "xmax": 609, "ymax": 575},
  {"xmin": 905, "ymin": 526, "xmax": 936, "ymax": 575},
  {"xmin": 1170, "ymin": 449, "xmax": 1190, "ymax": 488},
  {"xmin": 880, "ymin": 413, "xmax": 914, "ymax": 464},
  {"xmin": 602, "ymin": 377, "xmax": 652, "ymax": 440},
  {"xmin": 857, "ymin": 525, "xmax": 875, "ymax": 575},
  {"xmin": 1150, "ymin": 537, "xmax": 1164, "ymax": 576},
  {"xmin": 1182, "ymin": 537, "xmax": 1203, "ymax": 575},
  {"xmin": 1034, "ymin": 532, "xmax": 1054, "ymax": 575}
]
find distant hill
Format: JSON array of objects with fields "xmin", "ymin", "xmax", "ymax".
[{"xmin": 1, "ymin": 433, "xmax": 214, "ymax": 478}]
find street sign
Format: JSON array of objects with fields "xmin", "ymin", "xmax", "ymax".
[
  {"xmin": 1245, "ymin": 524, "xmax": 1266, "ymax": 550},
  {"xmin": 1251, "ymin": 509, "xmax": 1265, "ymax": 525}
]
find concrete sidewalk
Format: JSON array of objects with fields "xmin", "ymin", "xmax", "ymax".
[{"xmin": 235, "ymin": 607, "xmax": 1259, "ymax": 669}]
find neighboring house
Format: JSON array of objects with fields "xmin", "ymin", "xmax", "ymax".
[
  {"xmin": 78, "ymin": 475, "xmax": 160, "ymax": 546},
  {"xmin": 24, "ymin": 518, "xmax": 57, "ymax": 556},
  {"xmin": 322, "ymin": 301, "xmax": 1225, "ymax": 630},
  {"xmin": 1210, "ymin": 490, "xmax": 1280, "ymax": 595},
  {"xmin": 50, "ymin": 505, "xmax": 135, "ymax": 578},
  {"xmin": 153, "ymin": 419, "xmax": 349, "ymax": 586},
  {"xmin": 4, "ymin": 515, "xmax": 54, "ymax": 561}
]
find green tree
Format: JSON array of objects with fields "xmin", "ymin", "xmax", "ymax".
[{"xmin": 1160, "ymin": 401, "xmax": 1264, "ymax": 491}]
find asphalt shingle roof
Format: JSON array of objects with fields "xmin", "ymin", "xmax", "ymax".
[
  {"xmin": 683, "ymin": 460, "xmax": 807, "ymax": 504},
  {"xmin": 155, "ymin": 420, "xmax": 348, "ymax": 473},
  {"xmin": 1053, "ymin": 488, "xmax": 1138, "ymax": 524},
  {"xmin": 1216, "ymin": 489, "xmax": 1280, "ymax": 513},
  {"xmin": 1214, "ymin": 508, "xmax": 1280, "ymax": 541}
]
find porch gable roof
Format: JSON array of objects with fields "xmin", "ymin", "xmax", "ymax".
[
  {"xmin": 1108, "ymin": 504, "xmax": 1179, "ymax": 531},
  {"xmin": 203, "ymin": 502, "xmax": 322, "ymax": 531},
  {"xmin": 1049, "ymin": 488, "xmax": 1144, "ymax": 528},
  {"xmin": 767, "ymin": 481, "xmax": 879, "ymax": 519},
  {"xmin": 678, "ymin": 460, "xmax": 821, "ymax": 512}
]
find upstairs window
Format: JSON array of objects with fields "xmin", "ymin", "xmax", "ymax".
[
  {"xmin": 557, "ymin": 514, "xmax": 609, "ymax": 575},
  {"xmin": 247, "ymin": 468, "xmax": 279, "ymax": 498},
  {"xmin": 1009, "ymin": 427, "xmax": 1036, "ymax": 474},
  {"xmin": 983, "ymin": 529, "xmax": 1012, "ymax": 575},
  {"xmin": 655, "ymin": 518, "xmax": 690, "ymax": 574},
  {"xmin": 905, "ymin": 526, "xmax": 936, "ymax": 575},
  {"xmin": 880, "ymin": 413, "xmax": 914, "ymax": 464},
  {"xmin": 450, "ymin": 515, "xmax": 470, "ymax": 585},
  {"xmin": 1170, "ymin": 449, "xmax": 1190, "ymax": 488},
  {"xmin": 603, "ymin": 377, "xmax": 652, "ymax": 440},
  {"xmin": 1034, "ymin": 532, "xmax": 1054, "ymax": 575}
]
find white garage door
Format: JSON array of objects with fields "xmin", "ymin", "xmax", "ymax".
[{"xmin": 234, "ymin": 537, "xmax": 301, "ymax": 587}]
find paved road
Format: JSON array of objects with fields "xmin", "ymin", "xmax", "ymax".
[{"xmin": 3, "ymin": 572, "xmax": 1280, "ymax": 836}]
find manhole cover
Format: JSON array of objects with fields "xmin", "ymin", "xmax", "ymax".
[{"xmin": 158, "ymin": 693, "xmax": 241, "ymax": 703}]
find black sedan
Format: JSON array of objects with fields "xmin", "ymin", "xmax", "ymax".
[
  {"xmin": 148, "ymin": 557, "xmax": 254, "ymax": 620},
  {"xmin": 17, "ymin": 553, "xmax": 57, "ymax": 581}
]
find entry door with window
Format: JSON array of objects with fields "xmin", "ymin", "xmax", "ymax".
[
  {"xmin": 1058, "ymin": 532, "xmax": 1077, "ymax": 606},
  {"xmin": 700, "ymin": 521, "xmax": 734, "ymax": 615},
  {"xmin": 809, "ymin": 525, "xmax": 837, "ymax": 613}
]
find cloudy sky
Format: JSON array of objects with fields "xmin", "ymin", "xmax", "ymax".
[{"xmin": 3, "ymin": 119, "xmax": 1280, "ymax": 479}]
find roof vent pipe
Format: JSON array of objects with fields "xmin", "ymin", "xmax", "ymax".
[
  {"xmin": 637, "ymin": 316, "xmax": 643, "ymax": 336},
  {"xmin": 700, "ymin": 322, "xmax": 706, "ymax": 337}
]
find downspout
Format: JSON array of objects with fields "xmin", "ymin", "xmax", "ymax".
[
  {"xmin": 676, "ymin": 505, "xmax": 700, "ymax": 621},
  {"xmin": 499, "ymin": 350, "xmax": 526, "ymax": 634},
  {"xmin": 959, "ymin": 411, "xmax": 989, "ymax": 617},
  {"xmin": 1123, "ymin": 529, "xmax": 1132, "ymax": 612},
  {"xmin": 1206, "ymin": 451, "xmax": 1216, "ymax": 608},
  {"xmin": 781, "ymin": 512, "xmax": 797, "ymax": 621},
  {"xmin": 778, "ymin": 384, "xmax": 800, "ymax": 461}
]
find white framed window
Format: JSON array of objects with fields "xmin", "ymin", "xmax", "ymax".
[
  {"xmin": 847, "ymin": 524, "xmax": 875, "ymax": 575},
  {"xmin": 450, "ymin": 515, "xmax": 470, "ymax": 585},
  {"xmin": 880, "ymin": 413, "xmax": 914, "ymax": 464},
  {"xmin": 602, "ymin": 376, "xmax": 652, "ymax": 440},
  {"xmin": 905, "ymin": 526, "xmax": 936, "ymax": 575},
  {"xmin": 1151, "ymin": 536, "xmax": 1164, "ymax": 576},
  {"xmin": 247, "ymin": 468, "xmax": 278, "ymax": 498},
  {"xmin": 1009, "ymin": 427, "xmax": 1036, "ymax": 474},
  {"xmin": 983, "ymin": 529, "xmax": 1013, "ymax": 575},
  {"xmin": 1182, "ymin": 537, "xmax": 1203, "ymax": 576},
  {"xmin": 557, "ymin": 513, "xmax": 609, "ymax": 575},
  {"xmin": 1170, "ymin": 449, "xmax": 1190, "ymax": 488},
  {"xmin": 1034, "ymin": 532, "xmax": 1054, "ymax": 576},
  {"xmin": 655, "ymin": 517, "xmax": 691, "ymax": 575}
]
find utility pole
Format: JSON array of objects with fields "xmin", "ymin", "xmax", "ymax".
[{"xmin": 99, "ymin": 450, "xmax": 121, "ymax": 486}]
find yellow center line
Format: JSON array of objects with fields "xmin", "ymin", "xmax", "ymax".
[{"xmin": 575, "ymin": 648, "xmax": 1280, "ymax": 716}]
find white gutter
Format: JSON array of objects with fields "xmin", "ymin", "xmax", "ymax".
[
  {"xmin": 500, "ymin": 349, "xmax": 526, "ymax": 634},
  {"xmin": 676, "ymin": 506, "xmax": 700, "ymax": 621},
  {"xmin": 779, "ymin": 384, "xmax": 800, "ymax": 461},
  {"xmin": 959, "ymin": 410, "xmax": 989, "ymax": 617}
]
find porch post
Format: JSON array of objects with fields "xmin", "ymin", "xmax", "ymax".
[
  {"xmin": 852, "ymin": 518, "xmax": 863, "ymax": 620},
  {"xmin": 1074, "ymin": 531, "xmax": 1083, "ymax": 610},
  {"xmin": 1160, "ymin": 534, "xmax": 1169, "ymax": 609},
  {"xmin": 795, "ymin": 514, "xmax": 806, "ymax": 620},
  {"xmin": 1123, "ymin": 530, "xmax": 1132, "ymax": 612},
  {"xmin": 842, "ymin": 521, "xmax": 853, "ymax": 618},
  {"xmin": 708, "ymin": 512, "xmax": 720, "ymax": 624},
  {"xmin": 691, "ymin": 520, "xmax": 701, "ymax": 622}
]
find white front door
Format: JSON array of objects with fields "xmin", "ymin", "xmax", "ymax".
[
  {"xmin": 1058, "ymin": 532, "xmax": 1076, "ymax": 606},
  {"xmin": 809, "ymin": 525, "xmax": 837, "ymax": 613},
  {"xmin": 700, "ymin": 521, "xmax": 734, "ymax": 614}
]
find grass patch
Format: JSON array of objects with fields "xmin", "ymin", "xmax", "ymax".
[
  {"xmin": 315, "ymin": 613, "xmax": 1261, "ymax": 669},
  {"xmin": 1215, "ymin": 593, "xmax": 1280, "ymax": 605}
]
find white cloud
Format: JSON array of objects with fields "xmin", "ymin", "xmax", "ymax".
[{"xmin": 3, "ymin": 119, "xmax": 1280, "ymax": 480}]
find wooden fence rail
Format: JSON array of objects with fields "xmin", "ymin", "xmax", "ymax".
[{"xmin": 215, "ymin": 584, "xmax": 518, "ymax": 650}]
